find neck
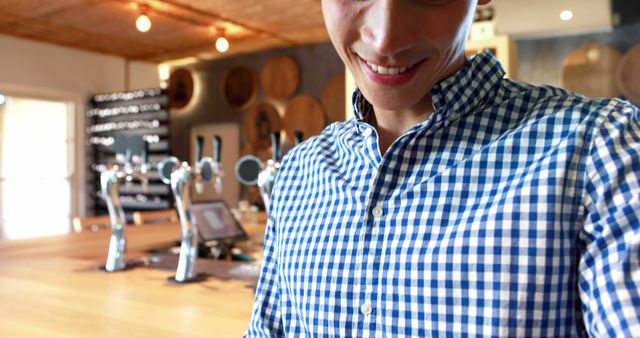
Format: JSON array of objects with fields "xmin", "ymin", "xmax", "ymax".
[{"xmin": 369, "ymin": 98, "xmax": 434, "ymax": 156}]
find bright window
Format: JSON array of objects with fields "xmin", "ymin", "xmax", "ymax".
[{"xmin": 0, "ymin": 95, "xmax": 74, "ymax": 239}]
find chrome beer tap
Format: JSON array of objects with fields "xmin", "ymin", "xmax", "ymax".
[
  {"xmin": 236, "ymin": 130, "xmax": 303, "ymax": 213},
  {"xmin": 157, "ymin": 135, "xmax": 223, "ymax": 283},
  {"xmin": 170, "ymin": 159, "xmax": 200, "ymax": 283},
  {"xmin": 98, "ymin": 142, "xmax": 149, "ymax": 272},
  {"xmin": 194, "ymin": 135, "xmax": 225, "ymax": 195},
  {"xmin": 257, "ymin": 131, "xmax": 283, "ymax": 212}
]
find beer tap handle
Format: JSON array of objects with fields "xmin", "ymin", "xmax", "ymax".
[
  {"xmin": 271, "ymin": 131, "xmax": 281, "ymax": 162},
  {"xmin": 213, "ymin": 135, "xmax": 222, "ymax": 163},
  {"xmin": 195, "ymin": 135, "xmax": 204, "ymax": 164},
  {"xmin": 213, "ymin": 135, "xmax": 223, "ymax": 194},
  {"xmin": 194, "ymin": 135, "xmax": 205, "ymax": 194},
  {"xmin": 124, "ymin": 148, "xmax": 133, "ymax": 165},
  {"xmin": 123, "ymin": 147, "xmax": 133, "ymax": 188},
  {"xmin": 141, "ymin": 141, "xmax": 149, "ymax": 192},
  {"xmin": 294, "ymin": 130, "xmax": 304, "ymax": 146},
  {"xmin": 141, "ymin": 141, "xmax": 149, "ymax": 165}
]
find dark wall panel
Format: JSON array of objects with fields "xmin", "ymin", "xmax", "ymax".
[{"xmin": 169, "ymin": 42, "xmax": 344, "ymax": 161}]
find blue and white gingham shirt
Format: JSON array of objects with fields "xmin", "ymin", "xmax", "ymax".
[{"xmin": 246, "ymin": 52, "xmax": 640, "ymax": 337}]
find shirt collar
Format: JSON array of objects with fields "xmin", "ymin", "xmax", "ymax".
[
  {"xmin": 351, "ymin": 88, "xmax": 373, "ymax": 122},
  {"xmin": 351, "ymin": 51, "xmax": 505, "ymax": 124}
]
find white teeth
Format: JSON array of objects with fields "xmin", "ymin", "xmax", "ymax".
[{"xmin": 365, "ymin": 61, "xmax": 411, "ymax": 75}]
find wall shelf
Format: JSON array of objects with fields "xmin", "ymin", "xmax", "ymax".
[{"xmin": 86, "ymin": 88, "xmax": 172, "ymax": 222}]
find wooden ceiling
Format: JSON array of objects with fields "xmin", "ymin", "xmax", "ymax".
[{"xmin": 0, "ymin": 0, "xmax": 329, "ymax": 63}]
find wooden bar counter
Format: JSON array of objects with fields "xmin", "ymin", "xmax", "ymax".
[{"xmin": 0, "ymin": 215, "xmax": 267, "ymax": 338}]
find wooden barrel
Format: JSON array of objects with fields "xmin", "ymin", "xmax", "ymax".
[
  {"xmin": 168, "ymin": 68, "xmax": 194, "ymax": 109},
  {"xmin": 560, "ymin": 44, "xmax": 623, "ymax": 99},
  {"xmin": 283, "ymin": 95, "xmax": 326, "ymax": 142},
  {"xmin": 321, "ymin": 73, "xmax": 346, "ymax": 122},
  {"xmin": 241, "ymin": 143, "xmax": 272, "ymax": 163},
  {"xmin": 223, "ymin": 66, "xmax": 257, "ymax": 109},
  {"xmin": 243, "ymin": 101, "xmax": 282, "ymax": 150},
  {"xmin": 617, "ymin": 44, "xmax": 640, "ymax": 106},
  {"xmin": 260, "ymin": 56, "xmax": 300, "ymax": 99}
]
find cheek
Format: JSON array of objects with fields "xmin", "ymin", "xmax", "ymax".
[
  {"xmin": 322, "ymin": 1, "xmax": 358, "ymax": 47},
  {"xmin": 420, "ymin": 3, "xmax": 474, "ymax": 48},
  {"xmin": 425, "ymin": 25, "xmax": 462, "ymax": 50}
]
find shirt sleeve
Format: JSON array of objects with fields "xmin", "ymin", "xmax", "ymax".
[
  {"xmin": 580, "ymin": 100, "xmax": 640, "ymax": 337},
  {"xmin": 244, "ymin": 215, "xmax": 284, "ymax": 337}
]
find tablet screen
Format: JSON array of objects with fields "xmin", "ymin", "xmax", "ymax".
[{"xmin": 190, "ymin": 200, "xmax": 248, "ymax": 241}]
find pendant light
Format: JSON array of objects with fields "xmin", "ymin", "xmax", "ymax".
[
  {"xmin": 214, "ymin": 28, "xmax": 229, "ymax": 53},
  {"xmin": 136, "ymin": 4, "xmax": 152, "ymax": 33}
]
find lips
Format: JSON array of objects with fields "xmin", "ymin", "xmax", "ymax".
[{"xmin": 359, "ymin": 57, "xmax": 424, "ymax": 86}]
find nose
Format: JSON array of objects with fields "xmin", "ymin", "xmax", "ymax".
[{"xmin": 361, "ymin": 0, "xmax": 418, "ymax": 58}]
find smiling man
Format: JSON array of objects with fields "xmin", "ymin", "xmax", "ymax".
[{"xmin": 246, "ymin": 0, "xmax": 640, "ymax": 337}]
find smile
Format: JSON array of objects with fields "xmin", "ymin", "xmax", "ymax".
[
  {"xmin": 365, "ymin": 60, "xmax": 415, "ymax": 75},
  {"xmin": 358, "ymin": 56, "xmax": 424, "ymax": 86}
]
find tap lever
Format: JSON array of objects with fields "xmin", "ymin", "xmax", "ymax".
[
  {"xmin": 141, "ymin": 141, "xmax": 149, "ymax": 165},
  {"xmin": 271, "ymin": 131, "xmax": 281, "ymax": 162},
  {"xmin": 294, "ymin": 130, "xmax": 304, "ymax": 145},
  {"xmin": 140, "ymin": 142, "xmax": 150, "ymax": 192},
  {"xmin": 124, "ymin": 148, "xmax": 133, "ymax": 165},
  {"xmin": 196, "ymin": 135, "xmax": 204, "ymax": 163},
  {"xmin": 213, "ymin": 135, "xmax": 222, "ymax": 163}
]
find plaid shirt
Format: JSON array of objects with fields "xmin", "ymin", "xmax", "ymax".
[{"xmin": 246, "ymin": 52, "xmax": 640, "ymax": 337}]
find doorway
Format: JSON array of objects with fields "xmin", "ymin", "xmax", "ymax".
[{"xmin": 0, "ymin": 94, "xmax": 75, "ymax": 239}]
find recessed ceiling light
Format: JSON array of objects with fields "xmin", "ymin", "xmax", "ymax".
[{"xmin": 560, "ymin": 10, "xmax": 574, "ymax": 21}]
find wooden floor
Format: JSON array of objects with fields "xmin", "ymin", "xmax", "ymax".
[{"xmin": 0, "ymin": 217, "xmax": 267, "ymax": 338}]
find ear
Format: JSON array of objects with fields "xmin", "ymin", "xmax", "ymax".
[{"xmin": 478, "ymin": 0, "xmax": 492, "ymax": 5}]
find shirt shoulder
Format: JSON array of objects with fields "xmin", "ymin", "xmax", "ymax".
[{"xmin": 493, "ymin": 77, "xmax": 636, "ymax": 127}]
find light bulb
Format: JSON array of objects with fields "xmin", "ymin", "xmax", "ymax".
[
  {"xmin": 560, "ymin": 10, "xmax": 573, "ymax": 21},
  {"xmin": 215, "ymin": 36, "xmax": 229, "ymax": 53},
  {"xmin": 136, "ymin": 14, "xmax": 151, "ymax": 32},
  {"xmin": 0, "ymin": 94, "xmax": 5, "ymax": 105}
]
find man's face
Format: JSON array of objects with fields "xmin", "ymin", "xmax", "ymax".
[{"xmin": 321, "ymin": 0, "xmax": 487, "ymax": 113}]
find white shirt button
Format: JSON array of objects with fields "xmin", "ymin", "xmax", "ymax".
[
  {"xmin": 362, "ymin": 128, "xmax": 372, "ymax": 137},
  {"xmin": 372, "ymin": 206, "xmax": 383, "ymax": 218},
  {"xmin": 360, "ymin": 302, "xmax": 372, "ymax": 315}
]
